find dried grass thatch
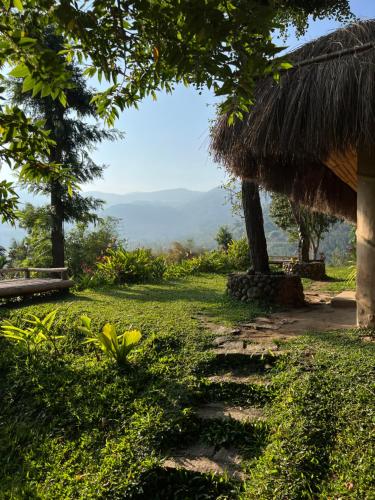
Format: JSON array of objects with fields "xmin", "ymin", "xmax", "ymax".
[{"xmin": 211, "ymin": 20, "xmax": 375, "ymax": 222}]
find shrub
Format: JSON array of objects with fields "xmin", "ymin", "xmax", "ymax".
[
  {"xmin": 164, "ymin": 250, "xmax": 231, "ymax": 279},
  {"xmin": 166, "ymin": 241, "xmax": 200, "ymax": 263},
  {"xmin": 65, "ymin": 218, "xmax": 121, "ymax": 277},
  {"xmin": 227, "ymin": 237, "xmax": 251, "ymax": 270},
  {"xmin": 96, "ymin": 247, "xmax": 167, "ymax": 284}
]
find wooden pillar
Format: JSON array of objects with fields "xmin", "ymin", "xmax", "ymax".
[{"xmin": 357, "ymin": 146, "xmax": 375, "ymax": 326}]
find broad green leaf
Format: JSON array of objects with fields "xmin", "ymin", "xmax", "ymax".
[
  {"xmin": 123, "ymin": 330, "xmax": 142, "ymax": 347},
  {"xmin": 22, "ymin": 75, "xmax": 34, "ymax": 93},
  {"xmin": 9, "ymin": 64, "xmax": 29, "ymax": 78}
]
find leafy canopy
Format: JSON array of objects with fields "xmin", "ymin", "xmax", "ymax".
[
  {"xmin": 0, "ymin": 1, "xmax": 352, "ymax": 217},
  {"xmin": 2, "ymin": 1, "xmax": 352, "ymax": 126}
]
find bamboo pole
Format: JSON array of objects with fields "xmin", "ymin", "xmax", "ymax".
[{"xmin": 356, "ymin": 146, "xmax": 375, "ymax": 326}]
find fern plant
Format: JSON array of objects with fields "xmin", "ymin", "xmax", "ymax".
[
  {"xmin": 78, "ymin": 316, "xmax": 141, "ymax": 367},
  {"xmin": 1, "ymin": 309, "xmax": 63, "ymax": 357}
]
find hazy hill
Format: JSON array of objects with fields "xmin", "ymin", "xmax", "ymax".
[
  {"xmin": 0, "ymin": 186, "xmax": 351, "ymax": 262},
  {"xmin": 87, "ymin": 188, "xmax": 204, "ymax": 208}
]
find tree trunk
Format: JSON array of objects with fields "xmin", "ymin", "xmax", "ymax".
[
  {"xmin": 242, "ymin": 180, "xmax": 270, "ymax": 273},
  {"xmin": 51, "ymin": 181, "xmax": 65, "ymax": 267},
  {"xmin": 300, "ymin": 230, "xmax": 310, "ymax": 262},
  {"xmin": 290, "ymin": 201, "xmax": 310, "ymax": 262},
  {"xmin": 357, "ymin": 146, "xmax": 375, "ymax": 327}
]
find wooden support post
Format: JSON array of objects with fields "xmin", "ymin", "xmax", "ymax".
[
  {"xmin": 357, "ymin": 147, "xmax": 375, "ymax": 326},
  {"xmin": 25, "ymin": 269, "xmax": 30, "ymax": 279}
]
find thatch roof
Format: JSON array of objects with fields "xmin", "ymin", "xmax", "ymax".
[{"xmin": 211, "ymin": 20, "xmax": 375, "ymax": 222}]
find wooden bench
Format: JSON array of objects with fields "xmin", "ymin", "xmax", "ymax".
[
  {"xmin": 269, "ymin": 256, "xmax": 294, "ymax": 266},
  {"xmin": 0, "ymin": 267, "xmax": 73, "ymax": 299}
]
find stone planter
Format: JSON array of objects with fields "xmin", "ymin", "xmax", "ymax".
[
  {"xmin": 227, "ymin": 271, "xmax": 305, "ymax": 307},
  {"xmin": 282, "ymin": 260, "xmax": 326, "ymax": 280}
]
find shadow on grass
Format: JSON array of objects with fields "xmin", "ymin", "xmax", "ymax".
[
  {"xmin": 0, "ymin": 342, "xmax": 202, "ymax": 495},
  {"xmin": 0, "ymin": 290, "xmax": 94, "ymax": 310}
]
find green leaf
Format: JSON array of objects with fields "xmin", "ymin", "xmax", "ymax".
[
  {"xmin": 58, "ymin": 92, "xmax": 67, "ymax": 107},
  {"xmin": 19, "ymin": 37, "xmax": 37, "ymax": 46},
  {"xmin": 22, "ymin": 75, "xmax": 34, "ymax": 93},
  {"xmin": 123, "ymin": 329, "xmax": 142, "ymax": 347},
  {"xmin": 80, "ymin": 316, "xmax": 92, "ymax": 329},
  {"xmin": 280, "ymin": 62, "xmax": 293, "ymax": 70},
  {"xmin": 13, "ymin": 0, "xmax": 23, "ymax": 11},
  {"xmin": 9, "ymin": 64, "xmax": 29, "ymax": 78}
]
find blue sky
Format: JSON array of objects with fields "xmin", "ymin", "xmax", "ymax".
[{"xmin": 7, "ymin": 1, "xmax": 375, "ymax": 195}]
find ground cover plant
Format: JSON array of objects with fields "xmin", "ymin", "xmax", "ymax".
[
  {"xmin": 1, "ymin": 270, "xmax": 372, "ymax": 499},
  {"xmin": 241, "ymin": 330, "xmax": 375, "ymax": 499},
  {"xmin": 0, "ymin": 275, "xmax": 263, "ymax": 498}
]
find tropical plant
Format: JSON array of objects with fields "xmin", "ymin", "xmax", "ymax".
[
  {"xmin": 65, "ymin": 218, "xmax": 121, "ymax": 277},
  {"xmin": 227, "ymin": 237, "xmax": 251, "ymax": 270},
  {"xmin": 1, "ymin": 309, "xmax": 63, "ymax": 357},
  {"xmin": 78, "ymin": 316, "xmax": 141, "ymax": 367},
  {"xmin": 96, "ymin": 247, "xmax": 166, "ymax": 284}
]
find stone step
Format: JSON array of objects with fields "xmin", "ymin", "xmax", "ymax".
[
  {"xmin": 206, "ymin": 373, "xmax": 271, "ymax": 385},
  {"xmin": 164, "ymin": 444, "xmax": 245, "ymax": 479},
  {"xmin": 208, "ymin": 351, "xmax": 279, "ymax": 372},
  {"xmin": 196, "ymin": 402, "xmax": 265, "ymax": 423},
  {"xmin": 331, "ymin": 291, "xmax": 356, "ymax": 309},
  {"xmin": 212, "ymin": 340, "xmax": 280, "ymax": 356}
]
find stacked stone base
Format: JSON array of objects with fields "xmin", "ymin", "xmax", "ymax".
[
  {"xmin": 227, "ymin": 272, "xmax": 305, "ymax": 307},
  {"xmin": 282, "ymin": 260, "xmax": 326, "ymax": 280}
]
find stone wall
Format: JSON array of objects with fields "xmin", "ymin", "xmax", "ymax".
[
  {"xmin": 282, "ymin": 260, "xmax": 326, "ymax": 280},
  {"xmin": 227, "ymin": 271, "xmax": 305, "ymax": 307}
]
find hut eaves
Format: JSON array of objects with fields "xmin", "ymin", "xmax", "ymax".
[{"xmin": 211, "ymin": 20, "xmax": 375, "ymax": 222}]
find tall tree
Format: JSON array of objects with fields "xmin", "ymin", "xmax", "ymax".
[
  {"xmin": 7, "ymin": 31, "xmax": 120, "ymax": 266},
  {"xmin": 215, "ymin": 226, "xmax": 233, "ymax": 252},
  {"xmin": 269, "ymin": 193, "xmax": 338, "ymax": 261}
]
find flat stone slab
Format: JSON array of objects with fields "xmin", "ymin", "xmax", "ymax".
[
  {"xmin": 207, "ymin": 373, "xmax": 270, "ymax": 385},
  {"xmin": 196, "ymin": 402, "xmax": 265, "ymax": 422},
  {"xmin": 164, "ymin": 444, "xmax": 244, "ymax": 479},
  {"xmin": 331, "ymin": 291, "xmax": 356, "ymax": 309},
  {"xmin": 213, "ymin": 340, "xmax": 279, "ymax": 356}
]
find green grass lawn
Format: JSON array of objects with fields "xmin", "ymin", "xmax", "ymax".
[
  {"xmin": 302, "ymin": 265, "xmax": 356, "ymax": 294},
  {"xmin": 0, "ymin": 275, "xmax": 263, "ymax": 499},
  {"xmin": 1, "ymin": 271, "xmax": 373, "ymax": 499},
  {"xmin": 242, "ymin": 329, "xmax": 374, "ymax": 499}
]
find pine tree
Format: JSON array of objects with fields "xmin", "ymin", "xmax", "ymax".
[{"xmin": 7, "ymin": 29, "xmax": 120, "ymax": 267}]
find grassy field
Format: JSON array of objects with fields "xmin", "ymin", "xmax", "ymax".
[
  {"xmin": 242, "ymin": 330, "xmax": 374, "ymax": 499},
  {"xmin": 1, "ymin": 271, "xmax": 373, "ymax": 499},
  {"xmin": 0, "ymin": 275, "xmax": 263, "ymax": 498}
]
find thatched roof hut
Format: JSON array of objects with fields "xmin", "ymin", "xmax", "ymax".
[
  {"xmin": 212, "ymin": 19, "xmax": 375, "ymax": 327},
  {"xmin": 211, "ymin": 20, "xmax": 375, "ymax": 223}
]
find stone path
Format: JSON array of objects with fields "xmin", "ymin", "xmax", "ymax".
[{"xmin": 163, "ymin": 290, "xmax": 357, "ymax": 481}]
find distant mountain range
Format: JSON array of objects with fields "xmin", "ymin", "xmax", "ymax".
[{"xmin": 0, "ymin": 186, "xmax": 351, "ymax": 261}]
